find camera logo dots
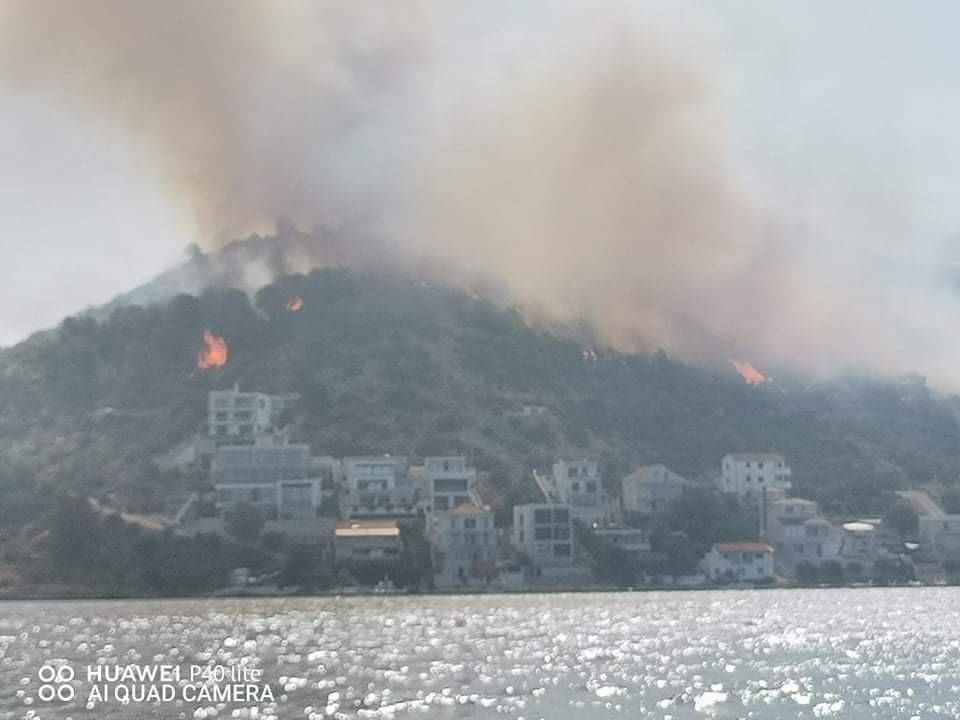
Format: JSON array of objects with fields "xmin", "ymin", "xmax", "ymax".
[{"xmin": 37, "ymin": 665, "xmax": 75, "ymax": 702}]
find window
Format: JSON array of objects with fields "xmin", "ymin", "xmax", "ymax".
[
  {"xmin": 571, "ymin": 482, "xmax": 580, "ymax": 492},
  {"xmin": 554, "ymin": 525, "xmax": 570, "ymax": 540},
  {"xmin": 554, "ymin": 543, "xmax": 572, "ymax": 557},
  {"xmin": 435, "ymin": 478, "xmax": 468, "ymax": 493},
  {"xmin": 534, "ymin": 527, "xmax": 552, "ymax": 541},
  {"xmin": 585, "ymin": 481, "xmax": 597, "ymax": 493},
  {"xmin": 553, "ymin": 509, "xmax": 569, "ymax": 523},
  {"xmin": 534, "ymin": 509, "xmax": 552, "ymax": 524},
  {"xmin": 464, "ymin": 518, "xmax": 477, "ymax": 529}
]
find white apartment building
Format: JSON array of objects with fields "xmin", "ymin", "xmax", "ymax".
[
  {"xmin": 211, "ymin": 439, "xmax": 337, "ymax": 518},
  {"xmin": 422, "ymin": 456, "xmax": 476, "ymax": 513},
  {"xmin": 512, "ymin": 503, "xmax": 574, "ymax": 567},
  {"xmin": 207, "ymin": 385, "xmax": 298, "ymax": 442},
  {"xmin": 537, "ymin": 459, "xmax": 615, "ymax": 525},
  {"xmin": 341, "ymin": 456, "xmax": 418, "ymax": 519},
  {"xmin": 621, "ymin": 464, "xmax": 688, "ymax": 516},
  {"xmin": 433, "ymin": 504, "xmax": 497, "ymax": 587},
  {"xmin": 719, "ymin": 453, "xmax": 792, "ymax": 502},
  {"xmin": 702, "ymin": 542, "xmax": 775, "ymax": 582}
]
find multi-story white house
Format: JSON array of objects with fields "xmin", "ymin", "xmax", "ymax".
[
  {"xmin": 702, "ymin": 542, "xmax": 775, "ymax": 582},
  {"xmin": 766, "ymin": 498, "xmax": 838, "ymax": 572},
  {"xmin": 512, "ymin": 503, "xmax": 574, "ymax": 568},
  {"xmin": 422, "ymin": 456, "xmax": 476, "ymax": 513},
  {"xmin": 719, "ymin": 453, "xmax": 792, "ymax": 502},
  {"xmin": 621, "ymin": 465, "xmax": 688, "ymax": 516},
  {"xmin": 536, "ymin": 460, "xmax": 615, "ymax": 525},
  {"xmin": 211, "ymin": 439, "xmax": 337, "ymax": 518},
  {"xmin": 207, "ymin": 385, "xmax": 298, "ymax": 443},
  {"xmin": 433, "ymin": 504, "xmax": 497, "ymax": 587},
  {"xmin": 341, "ymin": 456, "xmax": 418, "ymax": 519}
]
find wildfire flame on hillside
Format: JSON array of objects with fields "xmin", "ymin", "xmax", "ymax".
[
  {"xmin": 287, "ymin": 296, "xmax": 304, "ymax": 312},
  {"xmin": 197, "ymin": 331, "xmax": 228, "ymax": 370},
  {"xmin": 732, "ymin": 360, "xmax": 768, "ymax": 385}
]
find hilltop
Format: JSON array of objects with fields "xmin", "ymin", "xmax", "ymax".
[{"xmin": 1, "ymin": 256, "xmax": 960, "ymax": 537}]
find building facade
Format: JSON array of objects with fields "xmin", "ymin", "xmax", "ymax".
[
  {"xmin": 432, "ymin": 504, "xmax": 497, "ymax": 587},
  {"xmin": 211, "ymin": 440, "xmax": 336, "ymax": 518},
  {"xmin": 591, "ymin": 526, "xmax": 652, "ymax": 560},
  {"xmin": 422, "ymin": 456, "xmax": 476, "ymax": 513},
  {"xmin": 702, "ymin": 542, "xmax": 775, "ymax": 582},
  {"xmin": 334, "ymin": 520, "xmax": 403, "ymax": 562},
  {"xmin": 537, "ymin": 460, "xmax": 615, "ymax": 525},
  {"xmin": 621, "ymin": 464, "xmax": 688, "ymax": 516},
  {"xmin": 341, "ymin": 456, "xmax": 418, "ymax": 518},
  {"xmin": 766, "ymin": 498, "xmax": 838, "ymax": 572},
  {"xmin": 512, "ymin": 503, "xmax": 574, "ymax": 567},
  {"xmin": 719, "ymin": 453, "xmax": 792, "ymax": 502},
  {"xmin": 207, "ymin": 385, "xmax": 298, "ymax": 443}
]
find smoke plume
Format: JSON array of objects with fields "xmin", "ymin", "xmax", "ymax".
[{"xmin": 0, "ymin": 2, "xmax": 951, "ymax": 380}]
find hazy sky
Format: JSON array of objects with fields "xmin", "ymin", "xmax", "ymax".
[{"xmin": 3, "ymin": 2, "xmax": 960, "ymax": 381}]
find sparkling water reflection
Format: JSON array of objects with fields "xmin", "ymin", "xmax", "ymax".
[{"xmin": 1, "ymin": 588, "xmax": 958, "ymax": 719}]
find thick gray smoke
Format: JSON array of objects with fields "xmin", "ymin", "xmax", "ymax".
[{"xmin": 0, "ymin": 1, "xmax": 948, "ymax": 380}]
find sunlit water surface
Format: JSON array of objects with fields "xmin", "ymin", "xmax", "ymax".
[{"xmin": 1, "ymin": 588, "xmax": 958, "ymax": 719}]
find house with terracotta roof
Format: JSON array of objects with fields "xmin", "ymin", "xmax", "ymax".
[{"xmin": 702, "ymin": 541, "xmax": 775, "ymax": 583}]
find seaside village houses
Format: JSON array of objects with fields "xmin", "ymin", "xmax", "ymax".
[{"xmin": 160, "ymin": 385, "xmax": 950, "ymax": 589}]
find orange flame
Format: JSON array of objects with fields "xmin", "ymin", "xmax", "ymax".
[
  {"xmin": 286, "ymin": 296, "xmax": 304, "ymax": 312},
  {"xmin": 732, "ymin": 360, "xmax": 768, "ymax": 385},
  {"xmin": 197, "ymin": 331, "xmax": 228, "ymax": 370}
]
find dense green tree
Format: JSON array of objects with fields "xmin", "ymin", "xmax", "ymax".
[
  {"xmin": 883, "ymin": 501, "xmax": 919, "ymax": 540},
  {"xmin": 224, "ymin": 503, "xmax": 264, "ymax": 545}
]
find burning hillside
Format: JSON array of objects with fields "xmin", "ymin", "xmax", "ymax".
[
  {"xmin": 732, "ymin": 361, "xmax": 768, "ymax": 386},
  {"xmin": 197, "ymin": 331, "xmax": 228, "ymax": 370}
]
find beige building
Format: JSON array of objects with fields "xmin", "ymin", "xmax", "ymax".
[
  {"xmin": 621, "ymin": 465, "xmax": 687, "ymax": 516},
  {"xmin": 334, "ymin": 520, "xmax": 403, "ymax": 562}
]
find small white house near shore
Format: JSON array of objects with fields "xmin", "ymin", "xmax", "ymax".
[{"xmin": 702, "ymin": 542, "xmax": 775, "ymax": 583}]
